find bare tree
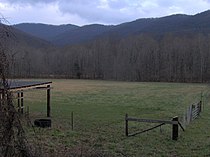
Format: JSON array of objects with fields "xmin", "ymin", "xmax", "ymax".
[{"xmin": 0, "ymin": 17, "xmax": 41, "ymax": 157}]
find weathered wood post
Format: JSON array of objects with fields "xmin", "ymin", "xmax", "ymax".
[
  {"xmin": 199, "ymin": 101, "xmax": 202, "ymax": 113},
  {"xmin": 17, "ymin": 92, "xmax": 20, "ymax": 113},
  {"xmin": 47, "ymin": 85, "xmax": 51, "ymax": 117},
  {"xmin": 192, "ymin": 104, "xmax": 195, "ymax": 120},
  {"xmin": 0, "ymin": 93, "xmax": 1, "ymax": 104},
  {"xmin": 125, "ymin": 114, "xmax": 128, "ymax": 136},
  {"xmin": 172, "ymin": 116, "xmax": 178, "ymax": 140},
  {"xmin": 1, "ymin": 90, "xmax": 5, "ymax": 112},
  {"xmin": 197, "ymin": 101, "xmax": 201, "ymax": 116},
  {"xmin": 201, "ymin": 92, "xmax": 203, "ymax": 103},
  {"xmin": 189, "ymin": 105, "xmax": 193, "ymax": 122},
  {"xmin": 71, "ymin": 111, "xmax": 74, "ymax": 131},
  {"xmin": 0, "ymin": 92, "xmax": 2, "ymax": 110},
  {"xmin": 20, "ymin": 92, "xmax": 24, "ymax": 114},
  {"xmin": 200, "ymin": 92, "xmax": 203, "ymax": 113}
]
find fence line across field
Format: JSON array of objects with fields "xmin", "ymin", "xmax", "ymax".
[
  {"xmin": 182, "ymin": 101, "xmax": 202, "ymax": 127},
  {"xmin": 125, "ymin": 96, "xmax": 203, "ymax": 140},
  {"xmin": 125, "ymin": 114, "xmax": 183, "ymax": 140}
]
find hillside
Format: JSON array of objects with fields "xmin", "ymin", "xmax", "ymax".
[
  {"xmin": 1, "ymin": 24, "xmax": 52, "ymax": 48},
  {"xmin": 13, "ymin": 10, "xmax": 210, "ymax": 46},
  {"xmin": 52, "ymin": 24, "xmax": 114, "ymax": 45},
  {"xmin": 14, "ymin": 23, "xmax": 79, "ymax": 42},
  {"xmin": 109, "ymin": 10, "xmax": 210, "ymax": 38},
  {"xmin": 5, "ymin": 10, "xmax": 210, "ymax": 82}
]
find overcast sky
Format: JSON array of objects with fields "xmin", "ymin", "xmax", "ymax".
[{"xmin": 0, "ymin": 0, "xmax": 210, "ymax": 26}]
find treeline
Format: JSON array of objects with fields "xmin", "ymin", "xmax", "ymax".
[{"xmin": 11, "ymin": 33, "xmax": 210, "ymax": 82}]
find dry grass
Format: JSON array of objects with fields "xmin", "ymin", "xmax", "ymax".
[
  {"xmin": 52, "ymin": 79, "xmax": 110, "ymax": 93},
  {"xmin": 13, "ymin": 79, "xmax": 210, "ymax": 157}
]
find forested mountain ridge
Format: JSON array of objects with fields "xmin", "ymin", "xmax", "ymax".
[
  {"xmin": 51, "ymin": 24, "xmax": 114, "ymax": 45},
  {"xmin": 0, "ymin": 24, "xmax": 54, "ymax": 78},
  {"xmin": 4, "ymin": 10, "xmax": 210, "ymax": 82},
  {"xmin": 101, "ymin": 10, "xmax": 210, "ymax": 39},
  {"xmin": 13, "ymin": 10, "xmax": 210, "ymax": 46},
  {"xmin": 14, "ymin": 23, "xmax": 79, "ymax": 42},
  {"xmin": 1, "ymin": 24, "xmax": 52, "ymax": 48}
]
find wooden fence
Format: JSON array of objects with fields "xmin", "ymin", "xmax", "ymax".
[
  {"xmin": 182, "ymin": 101, "xmax": 202, "ymax": 128},
  {"xmin": 125, "ymin": 100, "xmax": 202, "ymax": 140},
  {"xmin": 125, "ymin": 115, "xmax": 184, "ymax": 140}
]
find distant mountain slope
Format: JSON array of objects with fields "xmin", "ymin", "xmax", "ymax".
[
  {"xmin": 109, "ymin": 10, "xmax": 210, "ymax": 37},
  {"xmin": 14, "ymin": 23, "xmax": 79, "ymax": 41},
  {"xmin": 1, "ymin": 24, "xmax": 52, "ymax": 49},
  {"xmin": 52, "ymin": 24, "xmax": 114, "ymax": 45},
  {"xmin": 13, "ymin": 10, "xmax": 210, "ymax": 46},
  {"xmin": 12, "ymin": 26, "xmax": 52, "ymax": 48}
]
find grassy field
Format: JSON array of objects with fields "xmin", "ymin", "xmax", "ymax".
[{"xmin": 19, "ymin": 79, "xmax": 210, "ymax": 156}]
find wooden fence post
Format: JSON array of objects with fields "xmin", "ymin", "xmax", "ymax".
[
  {"xmin": 125, "ymin": 114, "xmax": 128, "ymax": 136},
  {"xmin": 186, "ymin": 106, "xmax": 191, "ymax": 125},
  {"xmin": 201, "ymin": 92, "xmax": 204, "ymax": 111},
  {"xmin": 47, "ymin": 85, "xmax": 51, "ymax": 117},
  {"xmin": 0, "ymin": 92, "xmax": 2, "ymax": 110},
  {"xmin": 182, "ymin": 111, "xmax": 186, "ymax": 128},
  {"xmin": 189, "ymin": 105, "xmax": 193, "ymax": 122},
  {"xmin": 199, "ymin": 101, "xmax": 202, "ymax": 113},
  {"xmin": 71, "ymin": 111, "xmax": 74, "ymax": 131},
  {"xmin": 172, "ymin": 116, "xmax": 178, "ymax": 140},
  {"xmin": 21, "ymin": 92, "xmax": 24, "ymax": 114},
  {"xmin": 201, "ymin": 92, "xmax": 203, "ymax": 103},
  {"xmin": 17, "ymin": 92, "xmax": 20, "ymax": 113}
]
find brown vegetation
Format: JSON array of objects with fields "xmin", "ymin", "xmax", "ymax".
[
  {"xmin": 0, "ymin": 19, "xmax": 41, "ymax": 157},
  {"xmin": 9, "ymin": 33, "xmax": 210, "ymax": 83}
]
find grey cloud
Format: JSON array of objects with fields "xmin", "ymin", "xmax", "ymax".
[
  {"xmin": 108, "ymin": 0, "xmax": 128, "ymax": 9},
  {"xmin": 58, "ymin": 0, "xmax": 113, "ymax": 23},
  {"xmin": 1, "ymin": 0, "xmax": 210, "ymax": 25},
  {"xmin": 58, "ymin": 0, "xmax": 100, "ymax": 18},
  {"xmin": 4, "ymin": 0, "xmax": 57, "ymax": 4},
  {"xmin": 2, "ymin": 0, "xmax": 126, "ymax": 24},
  {"xmin": 156, "ymin": 0, "xmax": 175, "ymax": 7},
  {"xmin": 57, "ymin": 0, "xmax": 141, "ymax": 23}
]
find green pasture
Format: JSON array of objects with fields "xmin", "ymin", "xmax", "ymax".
[{"xmin": 19, "ymin": 79, "xmax": 210, "ymax": 156}]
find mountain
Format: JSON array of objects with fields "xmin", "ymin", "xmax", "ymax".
[
  {"xmin": 14, "ymin": 23, "xmax": 79, "ymax": 41},
  {"xmin": 52, "ymin": 24, "xmax": 114, "ymax": 45},
  {"xmin": 1, "ymin": 24, "xmax": 52, "ymax": 49},
  {"xmin": 13, "ymin": 10, "xmax": 210, "ymax": 46},
  {"xmin": 13, "ymin": 28, "xmax": 53, "ymax": 49},
  {"xmin": 109, "ymin": 10, "xmax": 210, "ymax": 38}
]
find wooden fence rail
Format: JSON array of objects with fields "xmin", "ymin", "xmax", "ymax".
[
  {"xmin": 125, "ymin": 99, "xmax": 202, "ymax": 141},
  {"xmin": 124, "ymin": 92, "xmax": 204, "ymax": 142},
  {"xmin": 125, "ymin": 114, "xmax": 184, "ymax": 140}
]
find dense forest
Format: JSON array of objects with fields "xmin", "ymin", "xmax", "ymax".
[
  {"xmin": 2, "ymin": 10, "xmax": 210, "ymax": 83},
  {"xmin": 10, "ymin": 33, "xmax": 210, "ymax": 82}
]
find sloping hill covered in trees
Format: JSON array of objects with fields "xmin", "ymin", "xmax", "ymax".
[
  {"xmin": 6, "ymin": 10, "xmax": 210, "ymax": 82},
  {"xmin": 14, "ymin": 10, "xmax": 210, "ymax": 46},
  {"xmin": 14, "ymin": 23, "xmax": 79, "ymax": 42}
]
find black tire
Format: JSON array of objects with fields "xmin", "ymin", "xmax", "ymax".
[{"xmin": 34, "ymin": 119, "xmax": 51, "ymax": 128}]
